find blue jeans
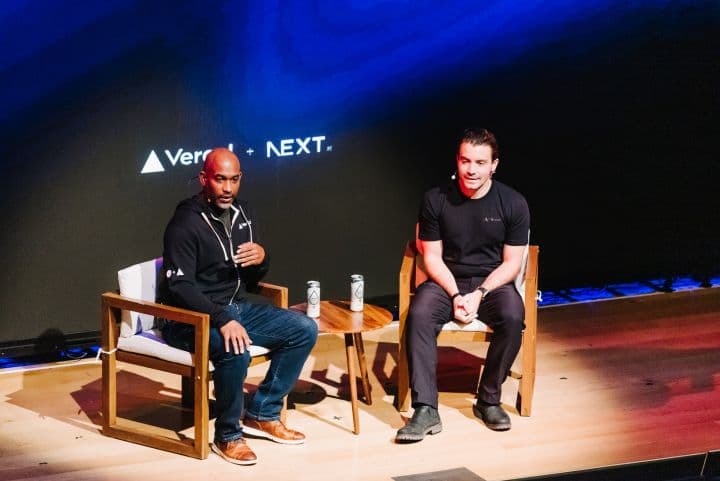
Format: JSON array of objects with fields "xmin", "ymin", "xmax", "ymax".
[{"xmin": 162, "ymin": 302, "xmax": 318, "ymax": 442}]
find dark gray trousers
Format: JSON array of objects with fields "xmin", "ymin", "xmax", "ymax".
[{"xmin": 405, "ymin": 278, "xmax": 524, "ymax": 408}]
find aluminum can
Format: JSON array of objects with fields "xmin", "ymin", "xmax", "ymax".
[
  {"xmin": 350, "ymin": 274, "xmax": 364, "ymax": 311},
  {"xmin": 306, "ymin": 280, "xmax": 320, "ymax": 318}
]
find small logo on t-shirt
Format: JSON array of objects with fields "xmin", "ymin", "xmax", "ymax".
[
  {"xmin": 166, "ymin": 268, "xmax": 184, "ymax": 278},
  {"xmin": 484, "ymin": 216, "xmax": 502, "ymax": 222}
]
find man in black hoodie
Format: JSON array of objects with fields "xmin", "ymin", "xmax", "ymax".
[{"xmin": 160, "ymin": 147, "xmax": 318, "ymax": 465}]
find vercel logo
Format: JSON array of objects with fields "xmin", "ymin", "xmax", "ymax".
[
  {"xmin": 141, "ymin": 136, "xmax": 332, "ymax": 174},
  {"xmin": 140, "ymin": 144, "xmax": 235, "ymax": 174}
]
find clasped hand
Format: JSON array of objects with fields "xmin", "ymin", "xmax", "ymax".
[
  {"xmin": 452, "ymin": 291, "xmax": 482, "ymax": 324},
  {"xmin": 233, "ymin": 242, "xmax": 265, "ymax": 267}
]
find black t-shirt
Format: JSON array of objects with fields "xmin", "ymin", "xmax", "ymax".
[{"xmin": 418, "ymin": 180, "xmax": 530, "ymax": 278}]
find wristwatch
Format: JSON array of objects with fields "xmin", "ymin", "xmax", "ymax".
[{"xmin": 475, "ymin": 286, "xmax": 489, "ymax": 300}]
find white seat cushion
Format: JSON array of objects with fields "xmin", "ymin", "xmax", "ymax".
[
  {"xmin": 117, "ymin": 328, "xmax": 271, "ymax": 370},
  {"xmin": 116, "ymin": 257, "xmax": 272, "ymax": 366},
  {"xmin": 442, "ymin": 319, "xmax": 490, "ymax": 332}
]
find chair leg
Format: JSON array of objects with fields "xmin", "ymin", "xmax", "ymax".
[
  {"xmin": 396, "ymin": 334, "xmax": 411, "ymax": 412},
  {"xmin": 101, "ymin": 299, "xmax": 118, "ymax": 432},
  {"xmin": 517, "ymin": 330, "xmax": 536, "ymax": 416},
  {"xmin": 101, "ymin": 352, "xmax": 118, "ymax": 432},
  {"xmin": 180, "ymin": 373, "xmax": 209, "ymax": 459},
  {"xmin": 181, "ymin": 375, "xmax": 194, "ymax": 408},
  {"xmin": 192, "ymin": 372, "xmax": 209, "ymax": 459}
]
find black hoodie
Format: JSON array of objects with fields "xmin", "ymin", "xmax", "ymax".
[{"xmin": 159, "ymin": 193, "xmax": 270, "ymax": 328}]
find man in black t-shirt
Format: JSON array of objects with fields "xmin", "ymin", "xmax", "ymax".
[{"xmin": 396, "ymin": 128, "xmax": 530, "ymax": 443}]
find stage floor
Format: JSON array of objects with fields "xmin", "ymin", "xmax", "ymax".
[{"xmin": 1, "ymin": 288, "xmax": 718, "ymax": 481}]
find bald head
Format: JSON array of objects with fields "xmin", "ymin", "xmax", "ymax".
[
  {"xmin": 199, "ymin": 148, "xmax": 242, "ymax": 209},
  {"xmin": 203, "ymin": 147, "xmax": 240, "ymax": 173}
]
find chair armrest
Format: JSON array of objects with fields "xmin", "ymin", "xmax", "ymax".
[
  {"xmin": 257, "ymin": 282, "xmax": 288, "ymax": 308},
  {"xmin": 101, "ymin": 291, "xmax": 209, "ymax": 328},
  {"xmin": 100, "ymin": 291, "xmax": 210, "ymax": 379}
]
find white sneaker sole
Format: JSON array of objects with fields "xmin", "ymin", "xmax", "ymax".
[
  {"xmin": 211, "ymin": 442, "xmax": 258, "ymax": 465},
  {"xmin": 242, "ymin": 425, "xmax": 306, "ymax": 445}
]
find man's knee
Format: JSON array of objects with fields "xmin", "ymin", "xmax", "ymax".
[
  {"xmin": 298, "ymin": 314, "xmax": 319, "ymax": 344},
  {"xmin": 284, "ymin": 310, "xmax": 319, "ymax": 347},
  {"xmin": 408, "ymin": 281, "xmax": 451, "ymax": 326},
  {"xmin": 493, "ymin": 303, "xmax": 525, "ymax": 333},
  {"xmin": 212, "ymin": 348, "xmax": 252, "ymax": 367}
]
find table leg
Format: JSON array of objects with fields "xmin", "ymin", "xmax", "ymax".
[
  {"xmin": 344, "ymin": 333, "xmax": 360, "ymax": 434},
  {"xmin": 353, "ymin": 332, "xmax": 372, "ymax": 405}
]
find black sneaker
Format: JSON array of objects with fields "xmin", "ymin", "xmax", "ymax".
[
  {"xmin": 473, "ymin": 402, "xmax": 511, "ymax": 431},
  {"xmin": 395, "ymin": 405, "xmax": 442, "ymax": 443}
]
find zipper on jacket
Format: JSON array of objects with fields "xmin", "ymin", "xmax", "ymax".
[
  {"xmin": 203, "ymin": 207, "xmax": 244, "ymax": 304},
  {"xmin": 226, "ymin": 222, "xmax": 243, "ymax": 304},
  {"xmin": 227, "ymin": 206, "xmax": 243, "ymax": 303}
]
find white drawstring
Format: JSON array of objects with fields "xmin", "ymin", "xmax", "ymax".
[
  {"xmin": 95, "ymin": 347, "xmax": 117, "ymax": 361},
  {"xmin": 237, "ymin": 204, "xmax": 253, "ymax": 243},
  {"xmin": 201, "ymin": 212, "xmax": 230, "ymax": 261}
]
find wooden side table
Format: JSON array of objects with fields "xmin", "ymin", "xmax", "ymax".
[{"xmin": 291, "ymin": 300, "xmax": 392, "ymax": 434}]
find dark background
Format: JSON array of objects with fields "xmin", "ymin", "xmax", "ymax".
[{"xmin": 0, "ymin": 0, "xmax": 718, "ymax": 346}]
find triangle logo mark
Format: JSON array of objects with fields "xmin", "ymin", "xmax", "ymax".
[{"xmin": 141, "ymin": 150, "xmax": 165, "ymax": 174}]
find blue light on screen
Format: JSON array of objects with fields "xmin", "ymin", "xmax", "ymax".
[
  {"xmin": 0, "ymin": 0, "xmax": 683, "ymax": 137},
  {"xmin": 219, "ymin": 0, "xmax": 677, "ymax": 134}
]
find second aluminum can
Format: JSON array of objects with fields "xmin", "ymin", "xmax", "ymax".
[{"xmin": 307, "ymin": 280, "xmax": 320, "ymax": 318}]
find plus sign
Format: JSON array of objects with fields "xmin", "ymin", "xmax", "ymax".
[{"xmin": 246, "ymin": 148, "xmax": 254, "ymax": 156}]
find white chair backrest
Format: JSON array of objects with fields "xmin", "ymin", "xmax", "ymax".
[
  {"xmin": 117, "ymin": 257, "xmax": 163, "ymax": 338},
  {"xmin": 514, "ymin": 244, "xmax": 530, "ymax": 303}
]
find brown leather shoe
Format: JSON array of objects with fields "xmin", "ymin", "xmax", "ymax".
[
  {"xmin": 243, "ymin": 417, "xmax": 306, "ymax": 445},
  {"xmin": 211, "ymin": 438, "xmax": 258, "ymax": 465}
]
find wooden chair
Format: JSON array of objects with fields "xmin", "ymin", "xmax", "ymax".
[
  {"xmin": 396, "ymin": 241, "xmax": 539, "ymax": 416},
  {"xmin": 100, "ymin": 257, "xmax": 288, "ymax": 459}
]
